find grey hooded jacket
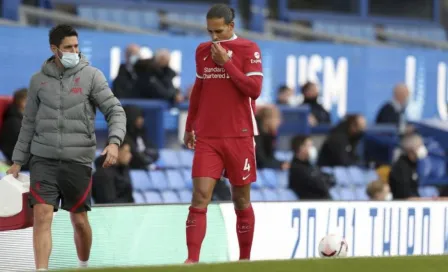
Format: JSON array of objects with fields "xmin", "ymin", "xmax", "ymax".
[{"xmin": 12, "ymin": 55, "xmax": 126, "ymax": 166}]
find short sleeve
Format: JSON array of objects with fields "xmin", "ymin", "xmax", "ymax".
[
  {"xmin": 195, "ymin": 45, "xmax": 203, "ymax": 79},
  {"xmin": 243, "ymin": 42, "xmax": 263, "ymax": 77}
]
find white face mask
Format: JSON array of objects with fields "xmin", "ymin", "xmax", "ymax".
[
  {"xmin": 416, "ymin": 145, "xmax": 428, "ymax": 160},
  {"xmin": 384, "ymin": 192, "xmax": 393, "ymax": 201},
  {"xmin": 308, "ymin": 146, "xmax": 318, "ymax": 164},
  {"xmin": 58, "ymin": 50, "xmax": 80, "ymax": 69},
  {"xmin": 129, "ymin": 54, "xmax": 139, "ymax": 66}
]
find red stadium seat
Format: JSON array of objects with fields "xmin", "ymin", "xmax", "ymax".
[{"xmin": 0, "ymin": 96, "xmax": 13, "ymax": 131}]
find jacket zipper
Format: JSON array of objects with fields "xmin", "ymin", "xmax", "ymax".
[
  {"xmin": 84, "ymin": 102, "xmax": 93, "ymax": 139},
  {"xmin": 59, "ymin": 73, "xmax": 64, "ymax": 151}
]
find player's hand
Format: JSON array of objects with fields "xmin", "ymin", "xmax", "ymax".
[
  {"xmin": 184, "ymin": 131, "xmax": 196, "ymax": 150},
  {"xmin": 211, "ymin": 43, "xmax": 230, "ymax": 66},
  {"xmin": 101, "ymin": 144, "xmax": 119, "ymax": 168},
  {"xmin": 6, "ymin": 163, "xmax": 21, "ymax": 178}
]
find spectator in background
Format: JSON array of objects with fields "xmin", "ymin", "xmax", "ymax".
[
  {"xmin": 112, "ymin": 44, "xmax": 140, "ymax": 98},
  {"xmin": 255, "ymin": 105, "xmax": 290, "ymax": 170},
  {"xmin": 375, "ymin": 83, "xmax": 413, "ymax": 135},
  {"xmin": 289, "ymin": 135, "xmax": 335, "ymax": 200},
  {"xmin": 0, "ymin": 88, "xmax": 28, "ymax": 168},
  {"xmin": 276, "ymin": 85, "xmax": 299, "ymax": 106},
  {"xmin": 92, "ymin": 138, "xmax": 134, "ymax": 204},
  {"xmin": 301, "ymin": 82, "xmax": 331, "ymax": 126},
  {"xmin": 124, "ymin": 105, "xmax": 159, "ymax": 169},
  {"xmin": 318, "ymin": 114, "xmax": 366, "ymax": 167},
  {"xmin": 366, "ymin": 180, "xmax": 392, "ymax": 201},
  {"xmin": 389, "ymin": 134, "xmax": 427, "ymax": 200}
]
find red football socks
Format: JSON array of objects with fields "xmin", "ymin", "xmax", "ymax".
[
  {"xmin": 186, "ymin": 206, "xmax": 207, "ymax": 262},
  {"xmin": 235, "ymin": 204, "xmax": 255, "ymax": 260}
]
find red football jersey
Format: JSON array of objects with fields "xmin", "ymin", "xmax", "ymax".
[{"xmin": 186, "ymin": 35, "xmax": 263, "ymax": 138}]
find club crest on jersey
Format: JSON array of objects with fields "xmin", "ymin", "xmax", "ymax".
[{"xmin": 227, "ymin": 50, "xmax": 233, "ymax": 59}]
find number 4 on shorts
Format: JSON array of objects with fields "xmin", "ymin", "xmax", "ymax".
[{"xmin": 243, "ymin": 158, "xmax": 251, "ymax": 171}]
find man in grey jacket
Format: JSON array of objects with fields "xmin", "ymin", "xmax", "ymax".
[{"xmin": 7, "ymin": 24, "xmax": 126, "ymax": 271}]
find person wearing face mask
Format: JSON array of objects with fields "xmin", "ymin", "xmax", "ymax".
[
  {"xmin": 288, "ymin": 135, "xmax": 336, "ymax": 199},
  {"xmin": 300, "ymin": 82, "xmax": 331, "ymax": 126},
  {"xmin": 112, "ymin": 43, "xmax": 141, "ymax": 98},
  {"xmin": 255, "ymin": 105, "xmax": 290, "ymax": 170},
  {"xmin": 318, "ymin": 114, "xmax": 367, "ymax": 167},
  {"xmin": 277, "ymin": 85, "xmax": 300, "ymax": 106},
  {"xmin": 6, "ymin": 24, "xmax": 126, "ymax": 271},
  {"xmin": 388, "ymin": 134, "xmax": 427, "ymax": 200},
  {"xmin": 366, "ymin": 180, "xmax": 393, "ymax": 201}
]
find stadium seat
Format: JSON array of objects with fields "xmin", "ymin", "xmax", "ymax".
[
  {"xmin": 347, "ymin": 167, "xmax": 365, "ymax": 185},
  {"xmin": 329, "ymin": 187, "xmax": 340, "ymax": 200},
  {"xmin": 320, "ymin": 167, "xmax": 333, "ymax": 175},
  {"xmin": 418, "ymin": 186, "xmax": 439, "ymax": 198},
  {"xmin": 179, "ymin": 149, "xmax": 194, "ymax": 168},
  {"xmin": 130, "ymin": 170, "xmax": 152, "ymax": 191},
  {"xmin": 149, "ymin": 170, "xmax": 169, "ymax": 191},
  {"xmin": 166, "ymin": 170, "xmax": 186, "ymax": 190},
  {"xmin": 274, "ymin": 151, "xmax": 293, "ymax": 162},
  {"xmin": 276, "ymin": 170, "xmax": 288, "ymax": 189},
  {"xmin": 132, "ymin": 191, "xmax": 146, "ymax": 204},
  {"xmin": 430, "ymin": 157, "xmax": 446, "ymax": 179},
  {"xmin": 181, "ymin": 169, "xmax": 193, "ymax": 189},
  {"xmin": 365, "ymin": 169, "xmax": 379, "ymax": 183},
  {"xmin": 178, "ymin": 189, "xmax": 192, "ymax": 203},
  {"xmin": 339, "ymin": 188, "xmax": 355, "ymax": 201},
  {"xmin": 21, "ymin": 171, "xmax": 30, "ymax": 176},
  {"xmin": 277, "ymin": 188, "xmax": 298, "ymax": 201},
  {"xmin": 251, "ymin": 189, "xmax": 264, "ymax": 201},
  {"xmin": 161, "ymin": 190, "xmax": 181, "ymax": 203},
  {"xmin": 251, "ymin": 172, "xmax": 265, "ymax": 189},
  {"xmin": 143, "ymin": 191, "xmax": 163, "ymax": 203},
  {"xmin": 354, "ymin": 187, "xmax": 369, "ymax": 201},
  {"xmin": 159, "ymin": 149, "xmax": 181, "ymax": 168},
  {"xmin": 261, "ymin": 188, "xmax": 279, "ymax": 201},
  {"xmin": 260, "ymin": 169, "xmax": 278, "ymax": 188},
  {"xmin": 333, "ymin": 167, "xmax": 351, "ymax": 186}
]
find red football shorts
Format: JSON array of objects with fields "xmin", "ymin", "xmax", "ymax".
[{"xmin": 192, "ymin": 137, "xmax": 257, "ymax": 186}]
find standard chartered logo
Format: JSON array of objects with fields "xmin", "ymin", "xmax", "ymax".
[{"xmin": 285, "ymin": 54, "xmax": 349, "ymax": 117}]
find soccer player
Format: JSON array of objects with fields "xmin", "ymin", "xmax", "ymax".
[
  {"xmin": 6, "ymin": 24, "xmax": 126, "ymax": 271},
  {"xmin": 183, "ymin": 4, "xmax": 263, "ymax": 263}
]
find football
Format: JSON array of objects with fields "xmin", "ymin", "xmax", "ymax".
[{"xmin": 318, "ymin": 234, "xmax": 348, "ymax": 258}]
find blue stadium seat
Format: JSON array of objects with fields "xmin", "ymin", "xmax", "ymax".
[
  {"xmin": 333, "ymin": 167, "xmax": 351, "ymax": 186},
  {"xmin": 179, "ymin": 149, "xmax": 194, "ymax": 168},
  {"xmin": 276, "ymin": 170, "xmax": 288, "ymax": 189},
  {"xmin": 130, "ymin": 170, "xmax": 152, "ymax": 191},
  {"xmin": 277, "ymin": 189, "xmax": 298, "ymax": 201},
  {"xmin": 418, "ymin": 186, "xmax": 439, "ymax": 198},
  {"xmin": 354, "ymin": 187, "xmax": 369, "ymax": 201},
  {"xmin": 320, "ymin": 167, "xmax": 333, "ymax": 175},
  {"xmin": 132, "ymin": 191, "xmax": 145, "ymax": 204},
  {"xmin": 251, "ymin": 172, "xmax": 265, "ymax": 189},
  {"xmin": 77, "ymin": 6, "xmax": 95, "ymax": 21},
  {"xmin": 181, "ymin": 169, "xmax": 193, "ymax": 189},
  {"xmin": 364, "ymin": 169, "xmax": 379, "ymax": 183},
  {"xmin": 161, "ymin": 190, "xmax": 181, "ymax": 203},
  {"xmin": 274, "ymin": 151, "xmax": 293, "ymax": 162},
  {"xmin": 178, "ymin": 189, "xmax": 192, "ymax": 203},
  {"xmin": 149, "ymin": 170, "xmax": 169, "ymax": 191},
  {"xmin": 347, "ymin": 167, "xmax": 365, "ymax": 185},
  {"xmin": 251, "ymin": 189, "xmax": 264, "ymax": 201},
  {"xmin": 339, "ymin": 188, "xmax": 355, "ymax": 201},
  {"xmin": 166, "ymin": 170, "xmax": 186, "ymax": 190},
  {"xmin": 144, "ymin": 191, "xmax": 163, "ymax": 203},
  {"xmin": 430, "ymin": 157, "xmax": 446, "ymax": 179},
  {"xmin": 261, "ymin": 188, "xmax": 279, "ymax": 201},
  {"xmin": 329, "ymin": 187, "xmax": 340, "ymax": 200},
  {"xmin": 159, "ymin": 149, "xmax": 181, "ymax": 168},
  {"xmin": 141, "ymin": 11, "xmax": 160, "ymax": 30},
  {"xmin": 0, "ymin": 151, "xmax": 6, "ymax": 161},
  {"xmin": 260, "ymin": 169, "xmax": 278, "ymax": 188}
]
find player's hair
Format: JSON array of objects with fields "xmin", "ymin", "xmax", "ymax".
[
  {"xmin": 13, "ymin": 88, "xmax": 27, "ymax": 105},
  {"xmin": 206, "ymin": 4, "xmax": 235, "ymax": 24},
  {"xmin": 49, "ymin": 24, "xmax": 78, "ymax": 47},
  {"xmin": 366, "ymin": 180, "xmax": 385, "ymax": 199},
  {"xmin": 291, "ymin": 135, "xmax": 310, "ymax": 152},
  {"xmin": 301, "ymin": 81, "xmax": 316, "ymax": 93}
]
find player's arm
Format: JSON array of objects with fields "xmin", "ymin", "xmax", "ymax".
[
  {"xmin": 11, "ymin": 76, "xmax": 40, "ymax": 166},
  {"xmin": 222, "ymin": 43, "xmax": 263, "ymax": 99},
  {"xmin": 91, "ymin": 69, "xmax": 126, "ymax": 146},
  {"xmin": 185, "ymin": 46, "xmax": 204, "ymax": 132}
]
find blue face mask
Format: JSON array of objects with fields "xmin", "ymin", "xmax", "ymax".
[{"xmin": 58, "ymin": 49, "xmax": 80, "ymax": 69}]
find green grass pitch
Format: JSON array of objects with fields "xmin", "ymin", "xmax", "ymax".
[{"xmin": 61, "ymin": 255, "xmax": 448, "ymax": 272}]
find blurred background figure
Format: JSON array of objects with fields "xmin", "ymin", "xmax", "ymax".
[
  {"xmin": 300, "ymin": 82, "xmax": 331, "ymax": 126},
  {"xmin": 366, "ymin": 180, "xmax": 392, "ymax": 201},
  {"xmin": 288, "ymin": 135, "xmax": 335, "ymax": 200},
  {"xmin": 92, "ymin": 138, "xmax": 134, "ymax": 204},
  {"xmin": 112, "ymin": 43, "xmax": 140, "ymax": 98},
  {"xmin": 255, "ymin": 105, "xmax": 290, "ymax": 170},
  {"xmin": 0, "ymin": 88, "xmax": 28, "ymax": 169},
  {"xmin": 318, "ymin": 114, "xmax": 366, "ymax": 167},
  {"xmin": 276, "ymin": 85, "xmax": 297, "ymax": 106}
]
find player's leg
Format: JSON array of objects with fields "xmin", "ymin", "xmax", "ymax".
[
  {"xmin": 224, "ymin": 137, "xmax": 257, "ymax": 260},
  {"xmin": 187, "ymin": 138, "xmax": 223, "ymax": 263},
  {"xmin": 59, "ymin": 161, "xmax": 93, "ymax": 268},
  {"xmin": 29, "ymin": 156, "xmax": 60, "ymax": 270}
]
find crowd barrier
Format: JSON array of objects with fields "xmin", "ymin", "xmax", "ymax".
[
  {"xmin": 1, "ymin": 26, "xmax": 448, "ymax": 124},
  {"xmin": 0, "ymin": 201, "xmax": 447, "ymax": 271}
]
